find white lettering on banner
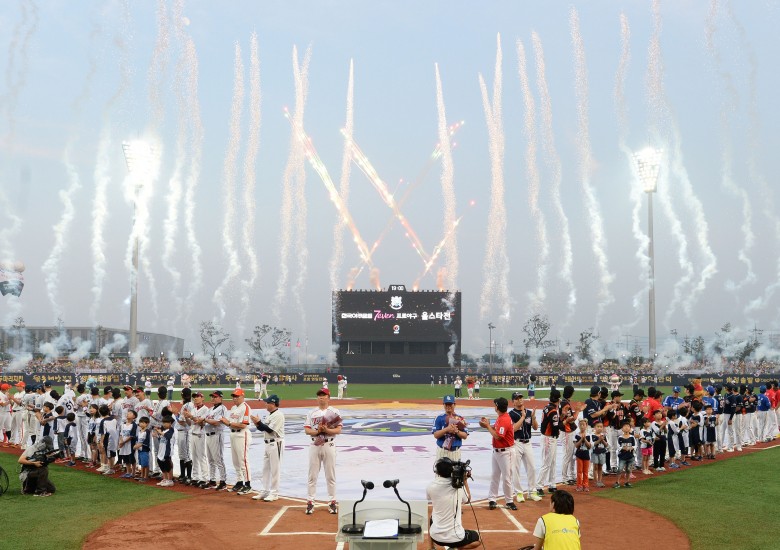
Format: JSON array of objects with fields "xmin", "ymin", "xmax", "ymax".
[{"xmin": 341, "ymin": 312, "xmax": 372, "ymax": 319}]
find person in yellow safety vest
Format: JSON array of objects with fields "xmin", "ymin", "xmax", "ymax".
[{"xmin": 532, "ymin": 490, "xmax": 581, "ymax": 550}]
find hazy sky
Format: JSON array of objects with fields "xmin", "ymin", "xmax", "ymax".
[{"xmin": 1, "ymin": 0, "xmax": 779, "ymax": 362}]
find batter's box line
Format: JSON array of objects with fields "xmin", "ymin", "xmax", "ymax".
[{"xmin": 257, "ymin": 505, "xmax": 338, "ymax": 537}]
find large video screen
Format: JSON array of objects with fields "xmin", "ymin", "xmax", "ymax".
[{"xmin": 333, "ymin": 288, "xmax": 461, "ymax": 342}]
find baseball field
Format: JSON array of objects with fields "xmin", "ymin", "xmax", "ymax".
[{"xmin": 2, "ymin": 383, "xmax": 777, "ymax": 549}]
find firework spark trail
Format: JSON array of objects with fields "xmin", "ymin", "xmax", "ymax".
[
  {"xmin": 614, "ymin": 13, "xmax": 650, "ymax": 329},
  {"xmin": 181, "ymin": 35, "xmax": 204, "ymax": 328},
  {"xmin": 42, "ymin": 146, "xmax": 82, "ymax": 321},
  {"xmin": 346, "ymin": 122, "xmax": 463, "ymax": 285},
  {"xmin": 3, "ymin": 0, "xmax": 39, "ymax": 145},
  {"xmin": 0, "ymin": 191, "xmax": 23, "ymax": 331},
  {"xmin": 435, "ymin": 63, "xmax": 458, "ymax": 292},
  {"xmin": 273, "ymin": 45, "xmax": 311, "ymax": 321},
  {"xmin": 477, "ymin": 34, "xmax": 511, "ymax": 322},
  {"xmin": 570, "ymin": 8, "xmax": 614, "ymax": 329},
  {"xmin": 532, "ymin": 31, "xmax": 575, "ymax": 325},
  {"xmin": 90, "ymin": 3, "xmax": 132, "ymax": 324},
  {"xmin": 212, "ymin": 43, "xmax": 245, "ymax": 321},
  {"xmin": 285, "ymin": 112, "xmax": 376, "ymax": 284},
  {"xmin": 331, "ymin": 60, "xmax": 354, "ymax": 291},
  {"xmin": 516, "ymin": 39, "xmax": 549, "ymax": 315},
  {"xmin": 705, "ymin": 0, "xmax": 755, "ymax": 296},
  {"xmin": 237, "ymin": 32, "xmax": 262, "ymax": 338},
  {"xmin": 413, "ymin": 216, "xmax": 463, "ymax": 287}
]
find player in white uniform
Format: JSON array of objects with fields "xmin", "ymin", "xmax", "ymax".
[
  {"xmin": 222, "ymin": 388, "xmax": 252, "ymax": 494},
  {"xmin": 251, "ymin": 394, "xmax": 285, "ymax": 501},
  {"xmin": 11, "ymin": 382, "xmax": 26, "ymax": 447},
  {"xmin": 75, "ymin": 384, "xmax": 91, "ymax": 459},
  {"xmin": 0, "ymin": 384, "xmax": 12, "ymax": 446},
  {"xmin": 303, "ymin": 388, "xmax": 343, "ymax": 515},
  {"xmin": 184, "ymin": 392, "xmax": 209, "ymax": 486},
  {"xmin": 121, "ymin": 385, "xmax": 139, "ymax": 424},
  {"xmin": 259, "ymin": 375, "xmax": 269, "ymax": 399},
  {"xmin": 254, "ymin": 378, "xmax": 261, "ymax": 399},
  {"xmin": 149, "ymin": 386, "xmax": 170, "ymax": 478},
  {"xmin": 202, "ymin": 391, "xmax": 228, "ymax": 491},
  {"xmin": 176, "ymin": 388, "xmax": 194, "ymax": 484}
]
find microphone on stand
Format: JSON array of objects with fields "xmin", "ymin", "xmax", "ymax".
[
  {"xmin": 341, "ymin": 480, "xmax": 374, "ymax": 534},
  {"xmin": 383, "ymin": 479, "xmax": 422, "ymax": 535}
]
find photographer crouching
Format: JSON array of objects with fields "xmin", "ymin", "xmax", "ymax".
[
  {"xmin": 18, "ymin": 435, "xmax": 58, "ymax": 497},
  {"xmin": 426, "ymin": 457, "xmax": 481, "ymax": 550}
]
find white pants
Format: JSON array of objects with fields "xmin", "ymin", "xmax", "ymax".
[
  {"xmin": 560, "ymin": 431, "xmax": 576, "ymax": 482},
  {"xmin": 725, "ymin": 416, "xmax": 741, "ymax": 449},
  {"xmin": 742, "ymin": 413, "xmax": 756, "ymax": 444},
  {"xmin": 537, "ymin": 436, "xmax": 558, "ymax": 489},
  {"xmin": 308, "ymin": 439, "xmax": 337, "ymax": 502},
  {"xmin": 0, "ymin": 412, "xmax": 11, "ymax": 438},
  {"xmin": 716, "ymin": 414, "xmax": 727, "ymax": 451},
  {"xmin": 77, "ymin": 415, "xmax": 89, "ymax": 457},
  {"xmin": 205, "ymin": 431, "xmax": 226, "ymax": 482},
  {"xmin": 24, "ymin": 410, "xmax": 38, "ymax": 446},
  {"xmin": 177, "ymin": 430, "xmax": 191, "ymax": 463},
  {"xmin": 262, "ymin": 439, "xmax": 283, "ymax": 497},
  {"xmin": 512, "ymin": 440, "xmax": 536, "ymax": 495},
  {"xmin": 488, "ymin": 448, "xmax": 514, "ymax": 504},
  {"xmin": 607, "ymin": 427, "xmax": 621, "ymax": 469},
  {"xmin": 11, "ymin": 411, "xmax": 25, "ymax": 446},
  {"xmin": 150, "ymin": 432, "xmax": 161, "ymax": 473},
  {"xmin": 757, "ymin": 411, "xmax": 769, "ymax": 441},
  {"xmin": 229, "ymin": 429, "xmax": 252, "ymax": 484},
  {"xmin": 191, "ymin": 433, "xmax": 208, "ymax": 482},
  {"xmin": 435, "ymin": 446, "xmax": 462, "ymax": 462}
]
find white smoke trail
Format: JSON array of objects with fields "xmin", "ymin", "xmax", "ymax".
[
  {"xmin": 705, "ymin": 0, "xmax": 755, "ymax": 296},
  {"xmin": 329, "ymin": 59, "xmax": 355, "ymax": 292},
  {"xmin": 290, "ymin": 46, "xmax": 313, "ymax": 331},
  {"xmin": 181, "ymin": 35, "xmax": 204, "ymax": 329},
  {"xmin": 434, "ymin": 63, "xmax": 458, "ymax": 292},
  {"xmin": 478, "ymin": 34, "xmax": 510, "ymax": 322},
  {"xmin": 238, "ymin": 32, "xmax": 262, "ymax": 338},
  {"xmin": 516, "ymin": 39, "xmax": 549, "ymax": 316},
  {"xmin": 3, "ymin": 0, "xmax": 39, "ymax": 145},
  {"xmin": 570, "ymin": 8, "xmax": 614, "ymax": 329},
  {"xmin": 273, "ymin": 45, "xmax": 311, "ymax": 323},
  {"xmin": 532, "ymin": 31, "xmax": 576, "ymax": 325},
  {"xmin": 42, "ymin": 145, "xmax": 82, "ymax": 320},
  {"xmin": 212, "ymin": 42, "xmax": 245, "ymax": 321}
]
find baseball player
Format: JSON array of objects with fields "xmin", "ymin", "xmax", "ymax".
[
  {"xmin": 432, "ymin": 395, "xmax": 469, "ymax": 461},
  {"xmin": 536, "ymin": 389, "xmax": 561, "ymax": 496},
  {"xmin": 11, "ymin": 382, "xmax": 26, "ymax": 447},
  {"xmin": 202, "ymin": 391, "xmax": 228, "ymax": 491},
  {"xmin": 223, "ymin": 387, "xmax": 252, "ymax": 494},
  {"xmin": 508, "ymin": 392, "xmax": 542, "ymax": 502},
  {"xmin": 135, "ymin": 387, "xmax": 152, "ymax": 422},
  {"xmin": 184, "ymin": 391, "xmax": 208, "ymax": 486},
  {"xmin": 606, "ymin": 391, "xmax": 628, "ymax": 473},
  {"xmin": 254, "ymin": 378, "xmax": 262, "ymax": 399},
  {"xmin": 251, "ymin": 394, "xmax": 285, "ymax": 501},
  {"xmin": 0, "ymin": 383, "xmax": 11, "ymax": 446},
  {"xmin": 144, "ymin": 378, "xmax": 152, "ymax": 397},
  {"xmin": 337, "ymin": 375, "xmax": 345, "ymax": 399},
  {"xmin": 260, "ymin": 374, "xmax": 269, "ymax": 399},
  {"xmin": 303, "ymin": 388, "xmax": 343, "ymax": 515},
  {"xmin": 724, "ymin": 384, "xmax": 742, "ymax": 452},
  {"xmin": 75, "ymin": 384, "xmax": 91, "ymax": 459},
  {"xmin": 480, "ymin": 397, "xmax": 517, "ymax": 511},
  {"xmin": 149, "ymin": 386, "xmax": 171, "ymax": 477},
  {"xmin": 176, "ymin": 387, "xmax": 194, "ymax": 484},
  {"xmin": 559, "ymin": 386, "xmax": 577, "ymax": 484},
  {"xmin": 121, "ymin": 385, "xmax": 139, "ymax": 424}
]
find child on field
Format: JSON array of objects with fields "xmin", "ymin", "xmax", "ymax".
[
  {"xmin": 676, "ymin": 406, "xmax": 691, "ymax": 466},
  {"xmin": 134, "ymin": 417, "xmax": 151, "ymax": 482},
  {"xmin": 98, "ymin": 404, "xmax": 119, "ymax": 475},
  {"xmin": 155, "ymin": 416, "xmax": 176, "ymax": 487},
  {"xmin": 63, "ymin": 412, "xmax": 77, "ymax": 466},
  {"xmin": 614, "ymin": 421, "xmax": 636, "ymax": 488},
  {"xmin": 118, "ymin": 409, "xmax": 138, "ymax": 478},
  {"xmin": 87, "ymin": 404, "xmax": 100, "ymax": 468},
  {"xmin": 666, "ymin": 409, "xmax": 681, "ymax": 469},
  {"xmin": 640, "ymin": 417, "xmax": 654, "ymax": 474},
  {"xmin": 688, "ymin": 401, "xmax": 703, "ymax": 461},
  {"xmin": 53, "ymin": 406, "xmax": 68, "ymax": 462},
  {"xmin": 651, "ymin": 409, "xmax": 667, "ymax": 471},
  {"xmin": 590, "ymin": 421, "xmax": 608, "ymax": 488},
  {"xmin": 702, "ymin": 403, "xmax": 718, "ymax": 459},
  {"xmin": 573, "ymin": 419, "xmax": 592, "ymax": 492}
]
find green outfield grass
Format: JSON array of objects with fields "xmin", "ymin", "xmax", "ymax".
[
  {"xmin": 596, "ymin": 446, "xmax": 780, "ymax": 549},
  {"xmin": 0, "ymin": 452, "xmax": 187, "ymax": 549}
]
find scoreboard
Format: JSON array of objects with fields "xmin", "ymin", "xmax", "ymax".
[{"xmin": 333, "ymin": 287, "xmax": 461, "ymax": 343}]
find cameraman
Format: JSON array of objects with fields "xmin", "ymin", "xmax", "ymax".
[
  {"xmin": 426, "ymin": 458, "xmax": 481, "ymax": 549},
  {"xmin": 18, "ymin": 435, "xmax": 57, "ymax": 496}
]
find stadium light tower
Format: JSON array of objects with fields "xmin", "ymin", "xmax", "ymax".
[
  {"xmin": 122, "ymin": 140, "xmax": 156, "ymax": 356},
  {"xmin": 632, "ymin": 147, "xmax": 662, "ymax": 361}
]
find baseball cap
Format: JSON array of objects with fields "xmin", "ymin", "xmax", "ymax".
[
  {"xmin": 0, "ymin": 383, "xmax": 9, "ymax": 390},
  {"xmin": 655, "ymin": 390, "xmax": 664, "ymax": 396},
  {"xmin": 264, "ymin": 394, "xmax": 280, "ymax": 406},
  {"xmin": 589, "ymin": 385, "xmax": 600, "ymax": 395},
  {"xmin": 135, "ymin": 386, "xmax": 145, "ymax": 393},
  {"xmin": 673, "ymin": 386, "xmax": 680, "ymax": 393},
  {"xmin": 611, "ymin": 390, "xmax": 623, "ymax": 398},
  {"xmin": 123, "ymin": 385, "xmax": 133, "ymax": 391},
  {"xmin": 192, "ymin": 392, "xmax": 204, "ymax": 398},
  {"xmin": 511, "ymin": 392, "xmax": 524, "ymax": 400},
  {"xmin": 15, "ymin": 381, "xmax": 25, "ymax": 388},
  {"xmin": 43, "ymin": 380, "xmax": 52, "ymax": 387},
  {"xmin": 549, "ymin": 389, "xmax": 562, "ymax": 401},
  {"xmin": 317, "ymin": 388, "xmax": 330, "ymax": 396},
  {"xmin": 231, "ymin": 388, "xmax": 245, "ymax": 397},
  {"xmin": 760, "ymin": 385, "xmax": 767, "ymax": 393},
  {"xmin": 103, "ymin": 387, "xmax": 113, "ymax": 394},
  {"xmin": 633, "ymin": 389, "xmax": 645, "ymax": 397},
  {"xmin": 442, "ymin": 394, "xmax": 455, "ymax": 404},
  {"xmin": 210, "ymin": 390, "xmax": 223, "ymax": 398},
  {"xmin": 707, "ymin": 386, "xmax": 715, "ymax": 395}
]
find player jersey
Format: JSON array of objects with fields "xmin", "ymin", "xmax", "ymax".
[
  {"xmin": 651, "ymin": 420, "xmax": 667, "ymax": 441},
  {"xmin": 191, "ymin": 403, "xmax": 208, "ymax": 435},
  {"xmin": 757, "ymin": 394, "xmax": 771, "ymax": 412},
  {"xmin": 41, "ymin": 411, "xmax": 54, "ymax": 437},
  {"xmin": 99, "ymin": 417, "xmax": 119, "ymax": 452},
  {"xmin": 306, "ymin": 406, "xmax": 343, "ymax": 446},
  {"xmin": 157, "ymin": 427, "xmax": 174, "ymax": 460},
  {"xmin": 583, "ymin": 397, "xmax": 602, "ymax": 427},
  {"xmin": 121, "ymin": 396, "xmax": 139, "ymax": 423},
  {"xmin": 559, "ymin": 399, "xmax": 575, "ymax": 433},
  {"xmin": 702, "ymin": 414, "xmax": 717, "ymax": 429},
  {"xmin": 714, "ymin": 393, "xmax": 725, "ymax": 415},
  {"xmin": 540, "ymin": 403, "xmax": 560, "ymax": 438},
  {"xmin": 261, "ymin": 408, "xmax": 285, "ymax": 440},
  {"xmin": 591, "ymin": 432, "xmax": 608, "ymax": 454},
  {"xmin": 75, "ymin": 393, "xmax": 91, "ymax": 417},
  {"xmin": 228, "ymin": 402, "xmax": 251, "ymax": 427},
  {"xmin": 573, "ymin": 434, "xmax": 593, "ymax": 460},
  {"xmin": 150, "ymin": 399, "xmax": 170, "ymax": 427},
  {"xmin": 640, "ymin": 428, "xmax": 654, "ymax": 449},
  {"xmin": 119, "ymin": 422, "xmax": 138, "ymax": 455},
  {"xmin": 723, "ymin": 393, "xmax": 737, "ymax": 417},
  {"xmin": 0, "ymin": 392, "xmax": 10, "ymax": 413},
  {"xmin": 617, "ymin": 434, "xmax": 636, "ymax": 461},
  {"xmin": 137, "ymin": 428, "xmax": 151, "ymax": 453},
  {"xmin": 745, "ymin": 394, "xmax": 756, "ymax": 413},
  {"xmin": 663, "ymin": 395, "xmax": 684, "ymax": 410},
  {"xmin": 204, "ymin": 403, "xmax": 226, "ymax": 433},
  {"xmin": 508, "ymin": 408, "xmax": 533, "ymax": 440},
  {"xmin": 135, "ymin": 398, "xmax": 152, "ymax": 421},
  {"xmin": 491, "ymin": 412, "xmax": 514, "ymax": 449},
  {"xmin": 628, "ymin": 399, "xmax": 645, "ymax": 425},
  {"xmin": 607, "ymin": 403, "xmax": 628, "ymax": 429},
  {"xmin": 63, "ymin": 421, "xmax": 77, "ymax": 443},
  {"xmin": 432, "ymin": 412, "xmax": 467, "ymax": 450},
  {"xmin": 177, "ymin": 401, "xmax": 195, "ymax": 431}
]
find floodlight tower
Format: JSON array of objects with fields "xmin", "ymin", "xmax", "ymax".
[
  {"xmin": 632, "ymin": 147, "xmax": 663, "ymax": 361},
  {"xmin": 122, "ymin": 140, "xmax": 155, "ymax": 356}
]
